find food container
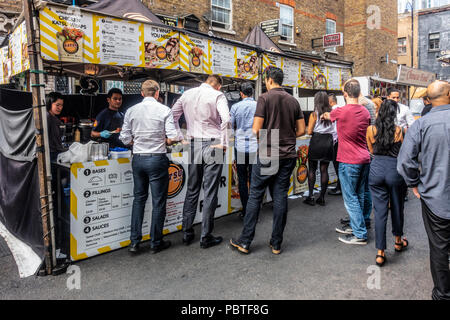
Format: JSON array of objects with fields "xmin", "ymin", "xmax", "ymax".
[
  {"xmin": 78, "ymin": 119, "xmax": 93, "ymax": 144},
  {"xmin": 88, "ymin": 142, "xmax": 109, "ymax": 161}
]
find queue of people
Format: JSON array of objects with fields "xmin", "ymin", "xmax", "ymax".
[{"xmin": 45, "ymin": 71, "xmax": 449, "ymax": 300}]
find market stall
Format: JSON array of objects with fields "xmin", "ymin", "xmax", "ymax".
[{"xmin": 1, "ymin": 0, "xmax": 349, "ymax": 272}]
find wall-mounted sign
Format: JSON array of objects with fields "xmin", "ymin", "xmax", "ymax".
[
  {"xmin": 260, "ymin": 19, "xmax": 280, "ymax": 38},
  {"xmin": 156, "ymin": 15, "xmax": 178, "ymax": 27},
  {"xmin": 323, "ymin": 32, "xmax": 343, "ymax": 48},
  {"xmin": 396, "ymin": 65, "xmax": 436, "ymax": 87}
]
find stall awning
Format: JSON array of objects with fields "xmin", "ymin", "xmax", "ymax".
[
  {"xmin": 85, "ymin": 0, "xmax": 163, "ymax": 24},
  {"xmin": 243, "ymin": 26, "xmax": 282, "ymax": 53},
  {"xmin": 396, "ymin": 65, "xmax": 436, "ymax": 87}
]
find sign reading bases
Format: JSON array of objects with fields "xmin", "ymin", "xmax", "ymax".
[
  {"xmin": 260, "ymin": 19, "xmax": 280, "ymax": 37},
  {"xmin": 323, "ymin": 33, "xmax": 343, "ymax": 48}
]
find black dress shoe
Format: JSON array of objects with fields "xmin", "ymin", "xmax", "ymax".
[
  {"xmin": 303, "ymin": 196, "xmax": 315, "ymax": 206},
  {"xmin": 316, "ymin": 197, "xmax": 326, "ymax": 206},
  {"xmin": 128, "ymin": 243, "xmax": 139, "ymax": 254},
  {"xmin": 151, "ymin": 240, "xmax": 171, "ymax": 254},
  {"xmin": 182, "ymin": 233, "xmax": 195, "ymax": 246},
  {"xmin": 229, "ymin": 238, "xmax": 250, "ymax": 254},
  {"xmin": 200, "ymin": 235, "xmax": 223, "ymax": 249}
]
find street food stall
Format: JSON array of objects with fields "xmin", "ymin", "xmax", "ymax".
[{"xmin": 0, "ymin": 0, "xmax": 352, "ymax": 276}]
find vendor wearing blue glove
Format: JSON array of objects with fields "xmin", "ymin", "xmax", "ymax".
[{"xmin": 91, "ymin": 88, "xmax": 128, "ymax": 148}]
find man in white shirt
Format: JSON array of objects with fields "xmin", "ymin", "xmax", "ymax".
[
  {"xmin": 172, "ymin": 75, "xmax": 230, "ymax": 249},
  {"xmin": 120, "ymin": 80, "xmax": 178, "ymax": 254},
  {"xmin": 387, "ymin": 88, "xmax": 415, "ymax": 130}
]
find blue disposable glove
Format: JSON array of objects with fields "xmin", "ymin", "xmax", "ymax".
[{"xmin": 100, "ymin": 130, "xmax": 111, "ymax": 139}]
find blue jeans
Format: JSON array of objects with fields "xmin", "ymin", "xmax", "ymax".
[
  {"xmin": 130, "ymin": 154, "xmax": 169, "ymax": 247},
  {"xmin": 339, "ymin": 162, "xmax": 372, "ymax": 240},
  {"xmin": 238, "ymin": 157, "xmax": 296, "ymax": 247}
]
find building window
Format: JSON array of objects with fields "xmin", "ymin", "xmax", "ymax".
[
  {"xmin": 280, "ymin": 4, "xmax": 294, "ymax": 42},
  {"xmin": 398, "ymin": 37, "xmax": 407, "ymax": 55},
  {"xmin": 429, "ymin": 32, "xmax": 440, "ymax": 51},
  {"xmin": 325, "ymin": 19, "xmax": 336, "ymax": 52},
  {"xmin": 211, "ymin": 0, "xmax": 232, "ymax": 30}
]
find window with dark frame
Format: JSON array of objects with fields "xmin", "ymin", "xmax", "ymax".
[
  {"xmin": 398, "ymin": 37, "xmax": 407, "ymax": 55},
  {"xmin": 429, "ymin": 32, "xmax": 440, "ymax": 51},
  {"xmin": 211, "ymin": 0, "xmax": 232, "ymax": 30}
]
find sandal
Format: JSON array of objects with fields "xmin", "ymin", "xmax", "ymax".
[
  {"xmin": 394, "ymin": 238, "xmax": 409, "ymax": 252},
  {"xmin": 376, "ymin": 254, "xmax": 386, "ymax": 267}
]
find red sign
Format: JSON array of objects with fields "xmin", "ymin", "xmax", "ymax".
[{"xmin": 323, "ymin": 33, "xmax": 343, "ymax": 48}]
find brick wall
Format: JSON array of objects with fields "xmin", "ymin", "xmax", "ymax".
[{"xmin": 0, "ymin": 0, "xmax": 22, "ymax": 13}]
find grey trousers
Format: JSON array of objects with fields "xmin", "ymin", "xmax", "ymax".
[{"xmin": 182, "ymin": 139, "xmax": 224, "ymax": 241}]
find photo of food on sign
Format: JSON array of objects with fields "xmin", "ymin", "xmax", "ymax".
[
  {"xmin": 314, "ymin": 74, "xmax": 327, "ymax": 90},
  {"xmin": 145, "ymin": 37, "xmax": 180, "ymax": 67},
  {"xmin": 237, "ymin": 55, "xmax": 258, "ymax": 78},
  {"xmin": 56, "ymin": 27, "xmax": 84, "ymax": 62},
  {"xmin": 300, "ymin": 73, "xmax": 313, "ymax": 88},
  {"xmin": 189, "ymin": 46, "xmax": 204, "ymax": 73}
]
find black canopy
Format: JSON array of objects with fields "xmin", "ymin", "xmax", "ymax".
[
  {"xmin": 86, "ymin": 0, "xmax": 163, "ymax": 24},
  {"xmin": 243, "ymin": 26, "xmax": 282, "ymax": 53}
]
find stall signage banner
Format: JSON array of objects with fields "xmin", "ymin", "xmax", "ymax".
[
  {"xmin": 323, "ymin": 32, "xmax": 343, "ymax": 48},
  {"xmin": 144, "ymin": 25, "xmax": 180, "ymax": 69},
  {"xmin": 95, "ymin": 16, "xmax": 144, "ymax": 67},
  {"xmin": 9, "ymin": 21, "xmax": 30, "ymax": 77},
  {"xmin": 340, "ymin": 68, "xmax": 352, "ymax": 90},
  {"xmin": 313, "ymin": 65, "xmax": 328, "ymax": 89},
  {"xmin": 179, "ymin": 33, "xmax": 212, "ymax": 74},
  {"xmin": 236, "ymin": 47, "xmax": 258, "ymax": 80},
  {"xmin": 262, "ymin": 53, "xmax": 282, "ymax": 70},
  {"xmin": 39, "ymin": 5, "xmax": 96, "ymax": 63},
  {"xmin": 260, "ymin": 19, "xmax": 280, "ymax": 38},
  {"xmin": 299, "ymin": 61, "xmax": 314, "ymax": 89},
  {"xmin": 0, "ymin": 46, "xmax": 10, "ymax": 85},
  {"xmin": 396, "ymin": 65, "xmax": 436, "ymax": 87}
]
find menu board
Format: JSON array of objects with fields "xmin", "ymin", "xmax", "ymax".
[
  {"xmin": 327, "ymin": 67, "xmax": 341, "ymax": 91},
  {"xmin": 313, "ymin": 65, "xmax": 328, "ymax": 90},
  {"xmin": 299, "ymin": 61, "xmax": 314, "ymax": 89},
  {"xmin": 340, "ymin": 68, "xmax": 352, "ymax": 89},
  {"xmin": 212, "ymin": 41, "xmax": 236, "ymax": 78},
  {"xmin": 144, "ymin": 25, "xmax": 180, "ymax": 69},
  {"xmin": 236, "ymin": 47, "xmax": 258, "ymax": 80},
  {"xmin": 96, "ymin": 17, "xmax": 143, "ymax": 67},
  {"xmin": 0, "ymin": 46, "xmax": 10, "ymax": 85},
  {"xmin": 9, "ymin": 21, "xmax": 30, "ymax": 76},
  {"xmin": 39, "ymin": 5, "xmax": 95, "ymax": 63},
  {"xmin": 180, "ymin": 33, "xmax": 212, "ymax": 74},
  {"xmin": 283, "ymin": 57, "xmax": 300, "ymax": 87}
]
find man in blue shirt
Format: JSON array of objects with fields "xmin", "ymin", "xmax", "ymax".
[
  {"xmin": 91, "ymin": 88, "xmax": 127, "ymax": 148},
  {"xmin": 230, "ymin": 82, "xmax": 258, "ymax": 220}
]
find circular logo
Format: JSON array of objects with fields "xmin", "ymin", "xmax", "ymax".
[
  {"xmin": 167, "ymin": 162, "xmax": 185, "ymax": 199},
  {"xmin": 84, "ymin": 169, "xmax": 91, "ymax": 176},
  {"xmin": 192, "ymin": 56, "xmax": 201, "ymax": 67},
  {"xmin": 83, "ymin": 216, "xmax": 91, "ymax": 224},
  {"xmin": 297, "ymin": 164, "xmax": 308, "ymax": 184},
  {"xmin": 156, "ymin": 46, "xmax": 167, "ymax": 60},
  {"xmin": 84, "ymin": 226, "xmax": 91, "ymax": 234},
  {"xmin": 84, "ymin": 190, "xmax": 91, "ymax": 198},
  {"xmin": 244, "ymin": 62, "xmax": 251, "ymax": 72},
  {"xmin": 63, "ymin": 39, "xmax": 79, "ymax": 54}
]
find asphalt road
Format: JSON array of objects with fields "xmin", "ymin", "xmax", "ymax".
[{"xmin": 0, "ymin": 191, "xmax": 435, "ymax": 300}]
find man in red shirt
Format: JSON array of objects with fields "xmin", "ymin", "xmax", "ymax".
[{"xmin": 322, "ymin": 79, "xmax": 372, "ymax": 245}]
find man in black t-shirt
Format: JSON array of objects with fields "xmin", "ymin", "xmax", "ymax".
[
  {"xmin": 91, "ymin": 88, "xmax": 127, "ymax": 149},
  {"xmin": 230, "ymin": 66, "xmax": 306, "ymax": 255}
]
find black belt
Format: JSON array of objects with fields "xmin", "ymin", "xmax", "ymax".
[{"xmin": 135, "ymin": 153, "xmax": 165, "ymax": 157}]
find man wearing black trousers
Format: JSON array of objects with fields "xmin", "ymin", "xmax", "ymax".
[{"xmin": 398, "ymin": 80, "xmax": 450, "ymax": 300}]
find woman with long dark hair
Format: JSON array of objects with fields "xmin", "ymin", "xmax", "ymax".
[
  {"xmin": 46, "ymin": 91, "xmax": 65, "ymax": 162},
  {"xmin": 303, "ymin": 91, "xmax": 336, "ymax": 206},
  {"xmin": 367, "ymin": 99, "xmax": 408, "ymax": 267}
]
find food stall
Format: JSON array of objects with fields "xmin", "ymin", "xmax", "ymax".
[{"xmin": 1, "ymin": 1, "xmax": 352, "ymax": 273}]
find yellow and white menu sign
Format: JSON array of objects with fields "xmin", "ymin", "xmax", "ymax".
[
  {"xmin": 180, "ymin": 33, "xmax": 212, "ymax": 74},
  {"xmin": 283, "ymin": 57, "xmax": 301, "ymax": 87},
  {"xmin": 236, "ymin": 47, "xmax": 258, "ymax": 80},
  {"xmin": 299, "ymin": 61, "xmax": 314, "ymax": 89},
  {"xmin": 0, "ymin": 46, "xmax": 10, "ymax": 84},
  {"xmin": 9, "ymin": 21, "xmax": 30, "ymax": 76},
  {"xmin": 327, "ymin": 67, "xmax": 341, "ymax": 91},
  {"xmin": 143, "ymin": 25, "xmax": 180, "ymax": 70}
]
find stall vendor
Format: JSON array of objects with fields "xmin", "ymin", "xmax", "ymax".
[
  {"xmin": 91, "ymin": 88, "xmax": 128, "ymax": 148},
  {"xmin": 46, "ymin": 91, "xmax": 67, "ymax": 162}
]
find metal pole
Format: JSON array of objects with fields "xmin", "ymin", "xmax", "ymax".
[{"xmin": 23, "ymin": 0, "xmax": 54, "ymax": 275}]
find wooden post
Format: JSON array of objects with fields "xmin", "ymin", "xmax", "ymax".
[{"xmin": 23, "ymin": 0, "xmax": 54, "ymax": 275}]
